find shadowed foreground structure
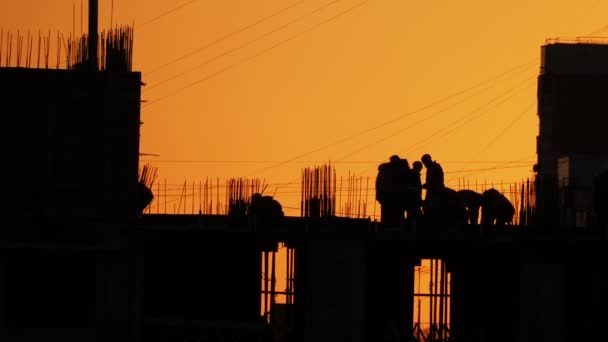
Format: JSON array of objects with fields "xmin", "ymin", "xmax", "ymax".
[{"xmin": 1, "ymin": 217, "xmax": 607, "ymax": 342}]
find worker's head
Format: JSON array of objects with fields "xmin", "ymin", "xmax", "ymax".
[
  {"xmin": 389, "ymin": 155, "xmax": 400, "ymax": 163},
  {"xmin": 421, "ymin": 154, "xmax": 432, "ymax": 166},
  {"xmin": 251, "ymin": 193, "xmax": 263, "ymax": 203},
  {"xmin": 412, "ymin": 161, "xmax": 422, "ymax": 172}
]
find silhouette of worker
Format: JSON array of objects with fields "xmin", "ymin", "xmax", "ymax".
[
  {"xmin": 420, "ymin": 153, "xmax": 444, "ymax": 217},
  {"xmin": 247, "ymin": 193, "xmax": 284, "ymax": 231},
  {"xmin": 405, "ymin": 161, "xmax": 423, "ymax": 229},
  {"xmin": 480, "ymin": 188, "xmax": 515, "ymax": 229},
  {"xmin": 375, "ymin": 155, "xmax": 410, "ymax": 229},
  {"xmin": 456, "ymin": 189, "xmax": 483, "ymax": 225}
]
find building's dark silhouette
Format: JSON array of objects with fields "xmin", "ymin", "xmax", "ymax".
[{"xmin": 536, "ymin": 40, "xmax": 608, "ymax": 227}]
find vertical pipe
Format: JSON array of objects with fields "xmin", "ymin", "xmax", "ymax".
[
  {"xmin": 439, "ymin": 259, "xmax": 446, "ymax": 341},
  {"xmin": 444, "ymin": 261, "xmax": 449, "ymax": 341},
  {"xmin": 286, "ymin": 246, "xmax": 291, "ymax": 305},
  {"xmin": 445, "ymin": 269, "xmax": 452, "ymax": 338},
  {"xmin": 429, "ymin": 259, "xmax": 434, "ymax": 342},
  {"xmin": 88, "ymin": 0, "xmax": 98, "ymax": 69},
  {"xmin": 438, "ymin": 259, "xmax": 444, "ymax": 340},
  {"xmin": 263, "ymin": 251, "xmax": 269, "ymax": 321},
  {"xmin": 433, "ymin": 259, "xmax": 439, "ymax": 342},
  {"xmin": 270, "ymin": 250, "xmax": 276, "ymax": 324}
]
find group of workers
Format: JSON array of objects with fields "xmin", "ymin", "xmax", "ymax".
[{"xmin": 375, "ymin": 153, "xmax": 515, "ymax": 230}]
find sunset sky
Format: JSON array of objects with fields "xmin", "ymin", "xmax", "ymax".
[{"xmin": 2, "ymin": 0, "xmax": 608, "ymax": 216}]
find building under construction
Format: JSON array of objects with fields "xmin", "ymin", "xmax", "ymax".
[{"xmin": 1, "ymin": 3, "xmax": 608, "ymax": 340}]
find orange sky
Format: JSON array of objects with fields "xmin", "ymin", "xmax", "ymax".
[{"xmin": 2, "ymin": 0, "xmax": 608, "ymax": 217}]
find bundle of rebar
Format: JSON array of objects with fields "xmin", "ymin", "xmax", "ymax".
[
  {"xmin": 337, "ymin": 172, "xmax": 369, "ymax": 218},
  {"xmin": 225, "ymin": 178, "xmax": 266, "ymax": 215},
  {"xmin": 300, "ymin": 163, "xmax": 336, "ymax": 218},
  {"xmin": 0, "ymin": 26, "xmax": 133, "ymax": 71},
  {"xmin": 138, "ymin": 163, "xmax": 158, "ymax": 189},
  {"xmin": 99, "ymin": 26, "xmax": 133, "ymax": 72}
]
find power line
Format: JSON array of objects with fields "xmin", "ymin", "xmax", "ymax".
[
  {"xmin": 145, "ymin": 0, "xmax": 306, "ymax": 76},
  {"xmin": 444, "ymin": 102, "xmax": 536, "ymax": 185},
  {"xmin": 143, "ymin": 0, "xmax": 370, "ymax": 108},
  {"xmin": 468, "ymin": 101, "xmax": 535, "ymax": 161},
  {"xmin": 333, "ymin": 81, "xmax": 497, "ymax": 161},
  {"xmin": 402, "ymin": 76, "xmax": 536, "ymax": 156},
  {"xmin": 138, "ymin": 0, "xmax": 199, "ymax": 28},
  {"xmin": 245, "ymin": 59, "xmax": 537, "ymax": 176},
  {"xmin": 144, "ymin": 0, "xmax": 343, "ymax": 91},
  {"xmin": 334, "ymin": 72, "xmax": 536, "ymax": 178}
]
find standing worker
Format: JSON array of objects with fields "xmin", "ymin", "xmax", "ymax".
[
  {"xmin": 405, "ymin": 161, "xmax": 423, "ymax": 229},
  {"xmin": 420, "ymin": 153, "xmax": 444, "ymax": 217},
  {"xmin": 375, "ymin": 155, "xmax": 410, "ymax": 229}
]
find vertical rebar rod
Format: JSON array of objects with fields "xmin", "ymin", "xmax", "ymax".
[
  {"xmin": 0, "ymin": 28, "xmax": 4, "ymax": 67},
  {"xmin": 7, "ymin": 31, "xmax": 12, "ymax": 67},
  {"xmin": 438, "ymin": 259, "xmax": 444, "ymax": 341},
  {"xmin": 88, "ymin": 0, "xmax": 98, "ymax": 69},
  {"xmin": 16, "ymin": 30, "xmax": 21, "ymax": 67},
  {"xmin": 45, "ymin": 30, "xmax": 50, "ymax": 68},
  {"xmin": 27, "ymin": 32, "xmax": 33, "ymax": 68}
]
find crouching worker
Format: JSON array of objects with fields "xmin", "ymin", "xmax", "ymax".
[
  {"xmin": 481, "ymin": 188, "xmax": 515, "ymax": 229},
  {"xmin": 247, "ymin": 193, "xmax": 284, "ymax": 231}
]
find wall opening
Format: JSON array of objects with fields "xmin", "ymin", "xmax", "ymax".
[{"xmin": 413, "ymin": 258, "xmax": 451, "ymax": 342}]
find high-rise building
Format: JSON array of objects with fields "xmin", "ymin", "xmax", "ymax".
[{"xmin": 536, "ymin": 40, "xmax": 608, "ymax": 226}]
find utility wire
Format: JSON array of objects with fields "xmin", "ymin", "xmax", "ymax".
[
  {"xmin": 466, "ymin": 101, "xmax": 535, "ymax": 161},
  {"xmin": 336, "ymin": 73, "xmax": 536, "ymax": 178},
  {"xmin": 145, "ymin": 0, "xmax": 306, "ymax": 75},
  {"xmin": 444, "ymin": 102, "xmax": 535, "ymax": 185},
  {"xmin": 403, "ymin": 76, "xmax": 536, "ymax": 156},
  {"xmin": 139, "ymin": 0, "xmax": 199, "ymax": 28},
  {"xmin": 143, "ymin": 0, "xmax": 370, "ymax": 108},
  {"xmin": 144, "ymin": 0, "xmax": 342, "ymax": 91},
  {"xmin": 245, "ymin": 59, "xmax": 536, "ymax": 176}
]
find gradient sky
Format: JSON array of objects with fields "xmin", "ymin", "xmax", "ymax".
[{"xmin": 2, "ymin": 0, "xmax": 607, "ymax": 216}]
